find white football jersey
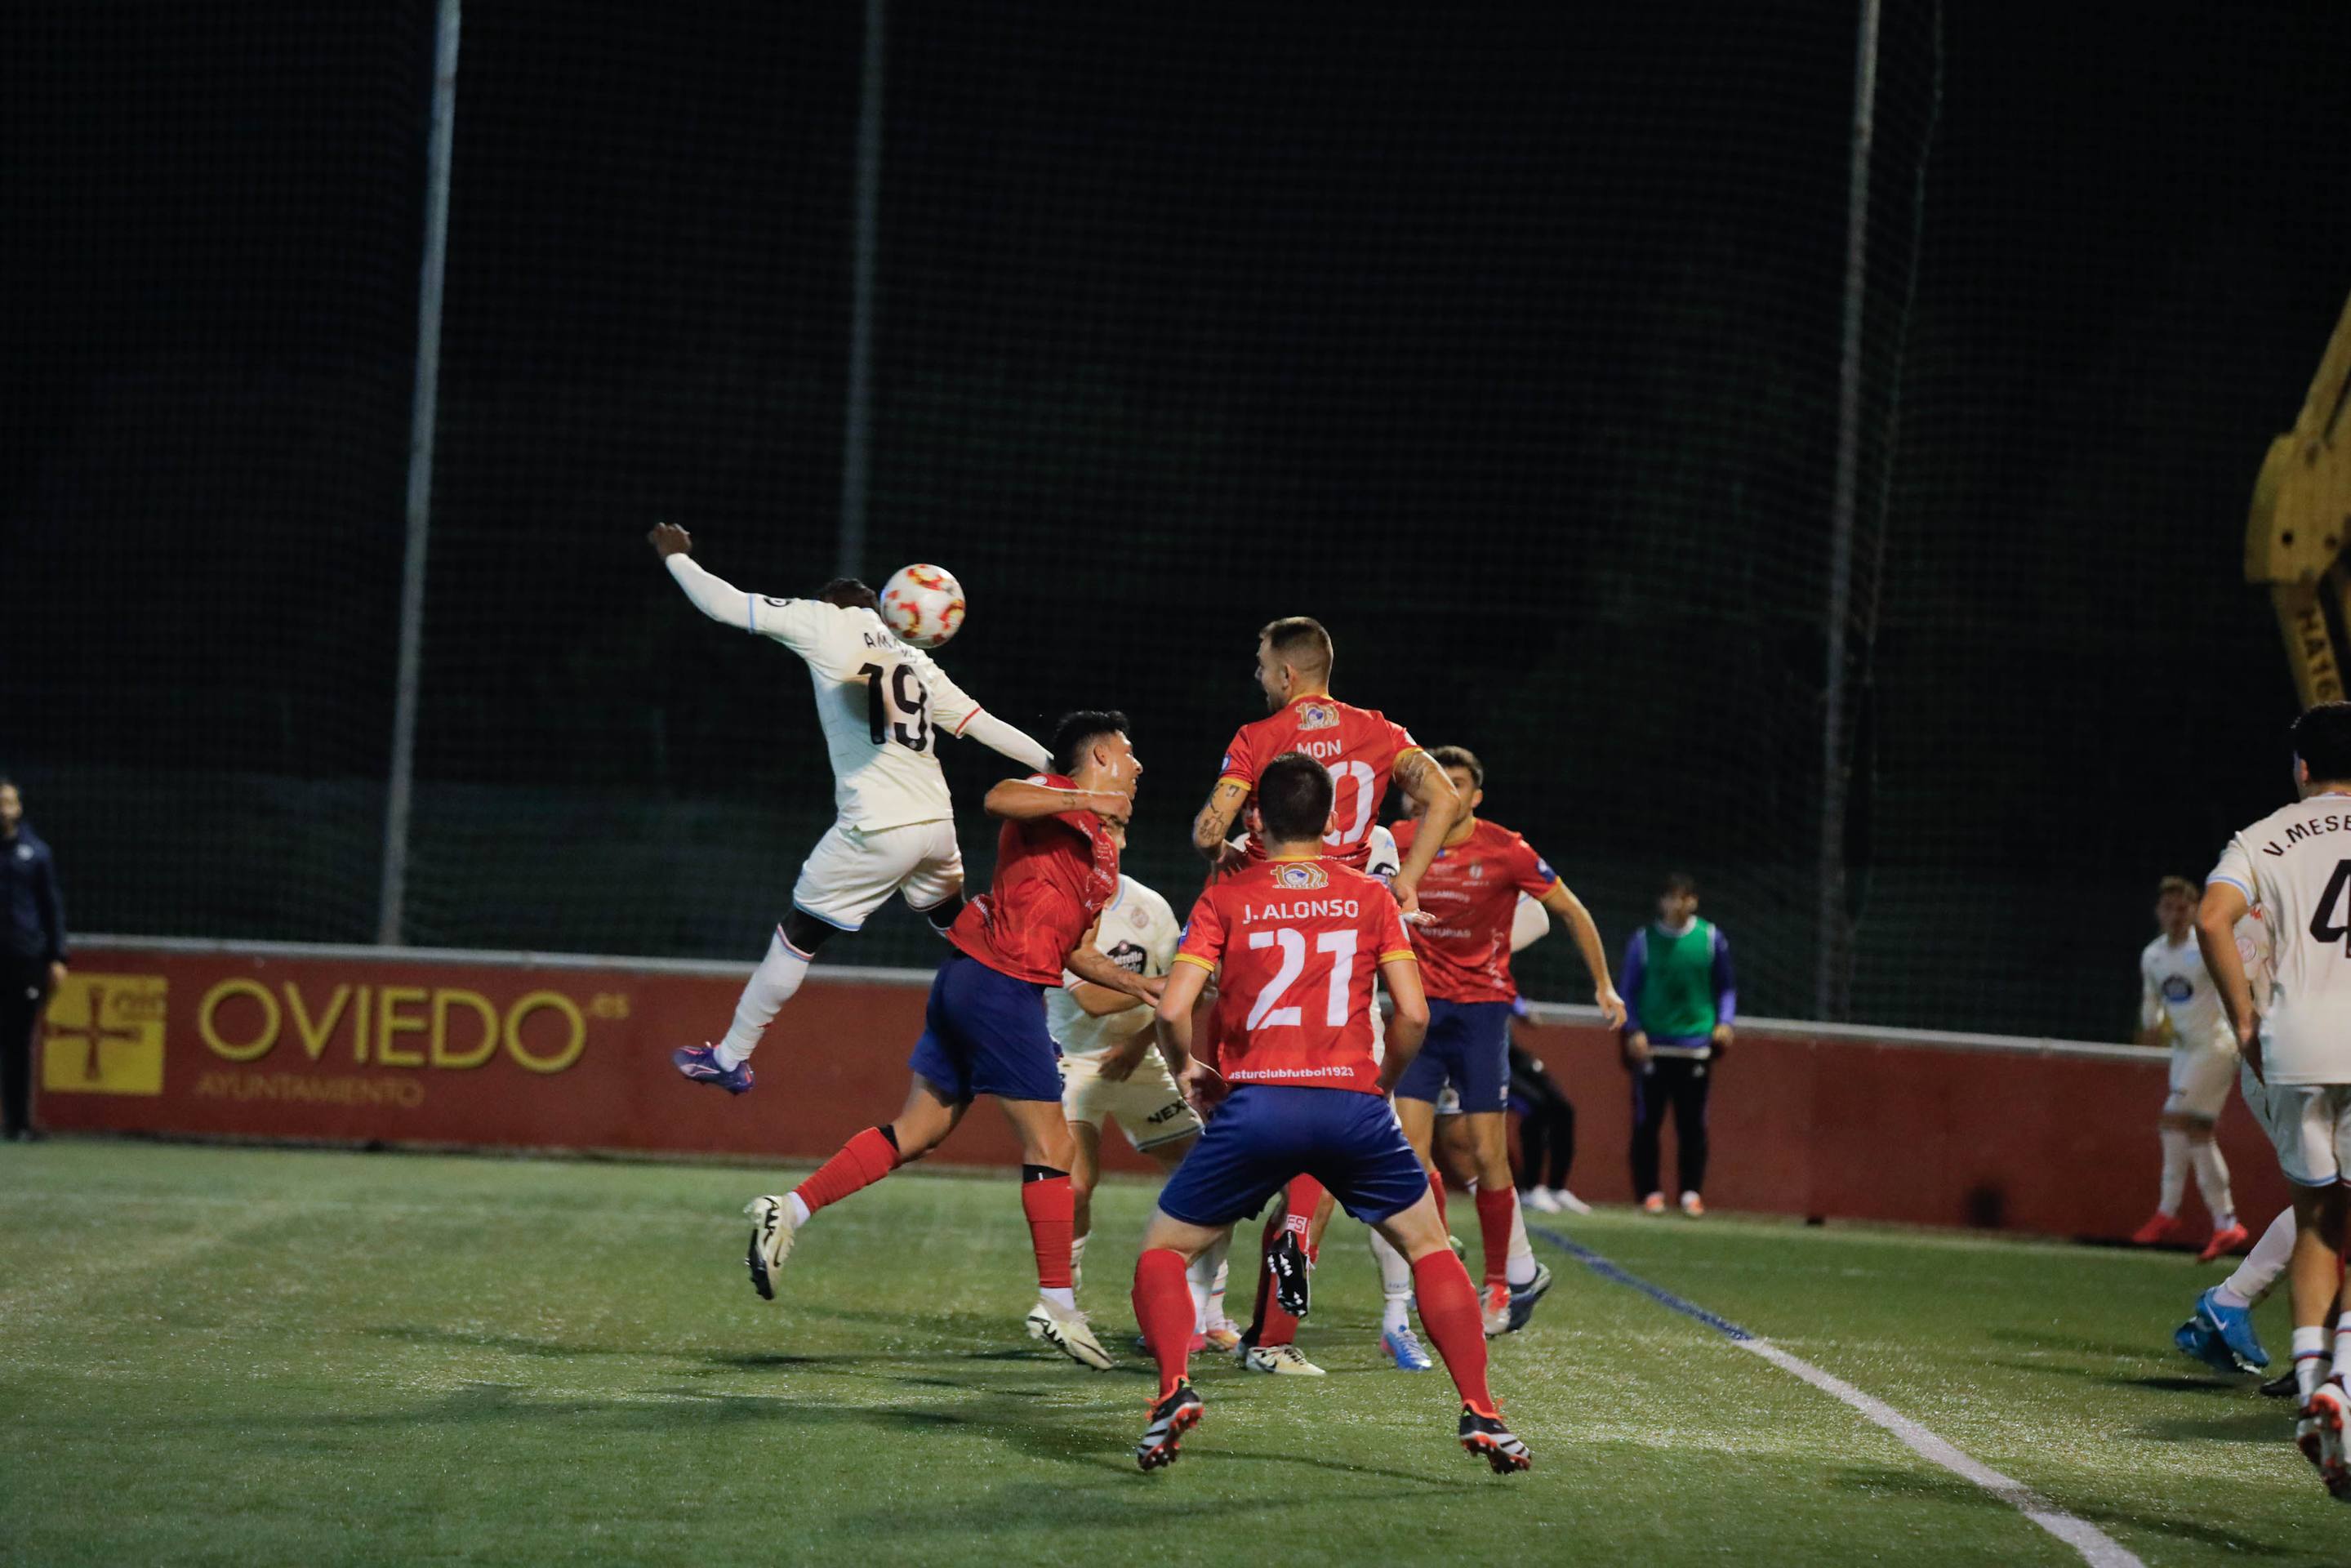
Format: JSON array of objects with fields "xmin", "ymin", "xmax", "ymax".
[
  {"xmin": 2139, "ymin": 933, "xmax": 2229, "ymax": 1053},
  {"xmin": 1049, "ymin": 875, "xmax": 1180, "ymax": 1058},
  {"xmin": 742, "ymin": 591, "xmax": 990, "ymax": 831},
  {"xmin": 2210, "ymin": 793, "xmax": 2351, "ymax": 1085}
]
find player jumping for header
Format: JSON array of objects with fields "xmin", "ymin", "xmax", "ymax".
[
  {"xmin": 648, "ymin": 525, "xmax": 1055, "ymax": 1094},
  {"xmin": 1190, "ymin": 616, "xmax": 1462, "ymax": 1368},
  {"xmin": 1390, "ymin": 745, "xmax": 1623, "ymax": 1335},
  {"xmin": 741, "ymin": 712, "xmax": 1160, "ymax": 1370},
  {"xmin": 1130, "ymin": 752, "xmax": 1529, "ymax": 1472}
]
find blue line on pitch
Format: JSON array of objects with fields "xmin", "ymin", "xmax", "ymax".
[{"xmin": 1528, "ymin": 1223, "xmax": 1756, "ymax": 1343}]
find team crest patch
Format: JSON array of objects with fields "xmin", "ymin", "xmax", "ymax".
[
  {"xmin": 1296, "ymin": 701, "xmax": 1339, "ymax": 731},
  {"xmin": 1275, "ymin": 862, "xmax": 1330, "ymax": 890}
]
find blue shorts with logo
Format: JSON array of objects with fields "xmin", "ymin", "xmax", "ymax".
[
  {"xmin": 1392, "ymin": 997, "xmax": 1512, "ymax": 1112},
  {"xmin": 906, "ymin": 953, "xmax": 1063, "ymax": 1104},
  {"xmin": 1156, "ymin": 1084, "xmax": 1432, "ymax": 1227}
]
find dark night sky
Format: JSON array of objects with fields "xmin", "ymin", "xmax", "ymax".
[{"xmin": 3, "ymin": 2, "xmax": 2349, "ymax": 1038}]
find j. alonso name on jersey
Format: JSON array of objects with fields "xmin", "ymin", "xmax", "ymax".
[{"xmin": 1245, "ymin": 898, "xmax": 1364, "ymax": 923}]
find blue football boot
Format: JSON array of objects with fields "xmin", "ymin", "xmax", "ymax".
[
  {"xmin": 2176, "ymin": 1285, "xmax": 2269, "ymax": 1374},
  {"xmin": 1382, "ymin": 1323, "xmax": 1434, "ymax": 1371},
  {"xmin": 673, "ymin": 1044, "xmax": 755, "ymax": 1095}
]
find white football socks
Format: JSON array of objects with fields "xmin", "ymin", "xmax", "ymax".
[
  {"xmin": 2188, "ymin": 1139, "xmax": 2234, "ymax": 1231},
  {"xmin": 2219, "ymin": 1209, "xmax": 2295, "ymax": 1311},
  {"xmin": 2155, "ymin": 1125, "xmax": 2189, "ymax": 1216},
  {"xmin": 1369, "ymin": 1225, "xmax": 1414, "ymax": 1333},
  {"xmin": 1038, "ymin": 1286, "xmax": 1075, "ymax": 1314},
  {"xmin": 1070, "ymin": 1232, "xmax": 1089, "ymax": 1292},
  {"xmin": 1506, "ymin": 1193, "xmax": 1537, "ymax": 1288},
  {"xmin": 785, "ymin": 1192, "xmax": 811, "ymax": 1227},
  {"xmin": 2297, "ymin": 1325, "xmax": 2332, "ymax": 1400},
  {"xmin": 2333, "ymin": 1324, "xmax": 2351, "ymax": 1389},
  {"xmin": 716, "ymin": 929, "xmax": 813, "ymax": 1069},
  {"xmin": 1192, "ymin": 1234, "xmax": 1231, "ymax": 1332}
]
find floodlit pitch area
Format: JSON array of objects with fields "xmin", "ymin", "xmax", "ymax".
[{"xmin": 0, "ymin": 1142, "xmax": 2322, "ymax": 1565}]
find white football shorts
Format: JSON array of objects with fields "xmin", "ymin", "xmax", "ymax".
[
  {"xmin": 791, "ymin": 817, "xmax": 963, "ymax": 932},
  {"xmin": 1061, "ymin": 1049, "xmax": 1202, "ymax": 1152},
  {"xmin": 2163, "ymin": 1040, "xmax": 2238, "ymax": 1121},
  {"xmin": 2247, "ymin": 1070, "xmax": 2351, "ymax": 1187}
]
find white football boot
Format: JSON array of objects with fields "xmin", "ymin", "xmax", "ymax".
[
  {"xmin": 1236, "ymin": 1342, "xmax": 1326, "ymax": 1376},
  {"xmin": 742, "ymin": 1196, "xmax": 801, "ymax": 1299},
  {"xmin": 1026, "ymin": 1300, "xmax": 1115, "ymax": 1370}
]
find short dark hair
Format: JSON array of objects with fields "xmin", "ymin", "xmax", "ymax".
[
  {"xmin": 1051, "ymin": 710, "xmax": 1129, "ymax": 777},
  {"xmin": 1258, "ymin": 751, "xmax": 1335, "ymax": 843},
  {"xmin": 2157, "ymin": 875, "xmax": 2200, "ymax": 901},
  {"xmin": 1662, "ymin": 871, "xmax": 1698, "ymax": 899},
  {"xmin": 2295, "ymin": 702, "xmax": 2351, "ymax": 785},
  {"xmin": 819, "ymin": 577, "xmax": 879, "ymax": 610},
  {"xmin": 1429, "ymin": 745, "xmax": 1484, "ymax": 790},
  {"xmin": 1258, "ymin": 617, "xmax": 1334, "ymax": 682}
]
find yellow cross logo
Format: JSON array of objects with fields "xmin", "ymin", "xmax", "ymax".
[{"xmin": 42, "ymin": 973, "xmax": 167, "ymax": 1096}]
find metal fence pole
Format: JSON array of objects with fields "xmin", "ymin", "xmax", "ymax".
[
  {"xmin": 1816, "ymin": 0, "xmax": 1880, "ymax": 1019},
  {"xmin": 378, "ymin": 0, "xmax": 463, "ymax": 946},
  {"xmin": 837, "ymin": 0, "xmax": 885, "ymax": 580}
]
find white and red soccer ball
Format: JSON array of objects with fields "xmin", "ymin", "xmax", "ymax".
[{"xmin": 879, "ymin": 564, "xmax": 966, "ymax": 648}]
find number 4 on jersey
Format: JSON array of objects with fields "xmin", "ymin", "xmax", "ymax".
[{"xmin": 2313, "ymin": 860, "xmax": 2351, "ymax": 953}]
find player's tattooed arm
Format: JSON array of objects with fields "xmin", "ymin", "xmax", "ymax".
[
  {"xmin": 1387, "ymin": 751, "xmax": 1463, "ymax": 917},
  {"xmin": 1191, "ymin": 780, "xmax": 1251, "ymax": 868},
  {"xmin": 1538, "ymin": 880, "xmax": 1627, "ymax": 1028},
  {"xmin": 2194, "ymin": 880, "xmax": 2260, "ymax": 1071},
  {"xmin": 985, "ymin": 778, "xmax": 1132, "ymax": 826}
]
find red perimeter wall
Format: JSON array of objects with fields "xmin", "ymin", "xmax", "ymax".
[{"xmin": 38, "ymin": 942, "xmax": 2282, "ymax": 1243}]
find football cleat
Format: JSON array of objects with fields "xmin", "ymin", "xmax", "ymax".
[
  {"xmin": 2264, "ymin": 1366, "xmax": 2302, "ymax": 1399},
  {"xmin": 675, "ymin": 1044, "xmax": 755, "ymax": 1095},
  {"xmin": 742, "ymin": 1195, "xmax": 799, "ymax": 1299},
  {"xmin": 1681, "ymin": 1192, "xmax": 1705, "ymax": 1218},
  {"xmin": 1459, "ymin": 1403, "xmax": 1533, "ymax": 1473},
  {"xmin": 2128, "ymin": 1210, "xmax": 2185, "ymax": 1247},
  {"xmin": 1506, "ymin": 1262, "xmax": 1555, "ymax": 1334},
  {"xmin": 2198, "ymin": 1222, "xmax": 2251, "ymax": 1264},
  {"xmin": 2300, "ymin": 1383, "xmax": 2351, "ymax": 1499},
  {"xmin": 1026, "ymin": 1302, "xmax": 1114, "ymax": 1370},
  {"xmin": 1641, "ymin": 1192, "xmax": 1668, "ymax": 1215},
  {"xmin": 1553, "ymin": 1187, "xmax": 1593, "ymax": 1215},
  {"xmin": 1202, "ymin": 1322, "xmax": 1242, "ymax": 1354},
  {"xmin": 1382, "ymin": 1324, "xmax": 1434, "ymax": 1371},
  {"xmin": 1269, "ymin": 1230, "xmax": 1312, "ymax": 1318},
  {"xmin": 1134, "ymin": 1382, "xmax": 1204, "ymax": 1471},
  {"xmin": 1236, "ymin": 1342, "xmax": 1325, "ymax": 1376},
  {"xmin": 1521, "ymin": 1187, "xmax": 1564, "ymax": 1215},
  {"xmin": 2180, "ymin": 1285, "xmax": 2269, "ymax": 1372},
  {"xmin": 1481, "ymin": 1282, "xmax": 1512, "ymax": 1339}
]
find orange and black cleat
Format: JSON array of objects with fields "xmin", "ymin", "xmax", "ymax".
[
  {"xmin": 1135, "ymin": 1382, "xmax": 1204, "ymax": 1472},
  {"xmin": 1459, "ymin": 1403, "xmax": 1532, "ymax": 1474}
]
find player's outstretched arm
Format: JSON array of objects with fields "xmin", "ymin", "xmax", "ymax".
[
  {"xmin": 648, "ymin": 523, "xmax": 764, "ymax": 633},
  {"xmin": 2195, "ymin": 880, "xmax": 2260, "ymax": 1070},
  {"xmin": 902, "ymin": 654, "xmax": 1053, "ymax": 771},
  {"xmin": 983, "ymin": 777, "xmax": 1130, "ymax": 825},
  {"xmin": 1373, "ymin": 956, "xmax": 1430, "ymax": 1094},
  {"xmin": 1387, "ymin": 751, "xmax": 1463, "ymax": 913},
  {"xmin": 1538, "ymin": 880, "xmax": 1627, "ymax": 1028}
]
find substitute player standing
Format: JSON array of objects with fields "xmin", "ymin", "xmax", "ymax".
[
  {"xmin": 1190, "ymin": 616, "xmax": 1463, "ymax": 1350},
  {"xmin": 2196, "ymin": 702, "xmax": 2351, "ymax": 1496},
  {"xmin": 742, "ymin": 714, "xmax": 1160, "ymax": 1371},
  {"xmin": 1129, "ymin": 753, "xmax": 1529, "ymax": 1473},
  {"xmin": 1390, "ymin": 746, "xmax": 1623, "ymax": 1334},
  {"xmin": 648, "ymin": 524, "xmax": 1054, "ymax": 1094},
  {"xmin": 2130, "ymin": 875, "xmax": 2247, "ymax": 1260}
]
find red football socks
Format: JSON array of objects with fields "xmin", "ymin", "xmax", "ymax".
[
  {"xmin": 792, "ymin": 1125, "xmax": 899, "ymax": 1214},
  {"xmin": 1412, "ymin": 1250, "xmax": 1495, "ymax": 1410},
  {"xmin": 1022, "ymin": 1174, "xmax": 1075, "ymax": 1291},
  {"xmin": 1475, "ymin": 1185, "xmax": 1517, "ymax": 1290},
  {"xmin": 1133, "ymin": 1248, "xmax": 1197, "ymax": 1398}
]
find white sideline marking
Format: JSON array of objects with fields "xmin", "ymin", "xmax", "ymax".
[{"xmin": 1739, "ymin": 1339, "xmax": 2143, "ymax": 1568}]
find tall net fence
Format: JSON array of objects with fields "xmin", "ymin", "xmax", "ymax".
[{"xmin": 7, "ymin": 2, "xmax": 2351, "ymax": 1041}]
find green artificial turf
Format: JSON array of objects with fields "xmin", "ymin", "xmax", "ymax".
[{"xmin": 0, "ymin": 1140, "xmax": 2331, "ymax": 1565}]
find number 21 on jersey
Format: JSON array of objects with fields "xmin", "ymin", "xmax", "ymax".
[{"xmin": 1245, "ymin": 926, "xmax": 1359, "ymax": 1028}]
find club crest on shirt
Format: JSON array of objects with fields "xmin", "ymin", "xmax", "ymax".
[
  {"xmin": 1126, "ymin": 902, "xmax": 1151, "ymax": 930},
  {"xmin": 1275, "ymin": 862, "xmax": 1330, "ymax": 890},
  {"xmin": 1296, "ymin": 701, "xmax": 1339, "ymax": 731},
  {"xmin": 2162, "ymin": 976, "xmax": 2194, "ymax": 1003}
]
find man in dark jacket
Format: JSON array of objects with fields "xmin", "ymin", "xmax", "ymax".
[{"xmin": 0, "ymin": 777, "xmax": 69, "ymax": 1141}]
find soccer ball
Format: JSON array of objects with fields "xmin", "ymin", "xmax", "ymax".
[{"xmin": 879, "ymin": 564, "xmax": 966, "ymax": 648}]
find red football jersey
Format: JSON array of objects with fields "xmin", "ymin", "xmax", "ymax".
[
  {"xmin": 950, "ymin": 773, "xmax": 1120, "ymax": 986},
  {"xmin": 1217, "ymin": 695, "xmax": 1423, "ymax": 867},
  {"xmin": 1390, "ymin": 817, "xmax": 1561, "ymax": 1004},
  {"xmin": 1174, "ymin": 857, "xmax": 1418, "ymax": 1095}
]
